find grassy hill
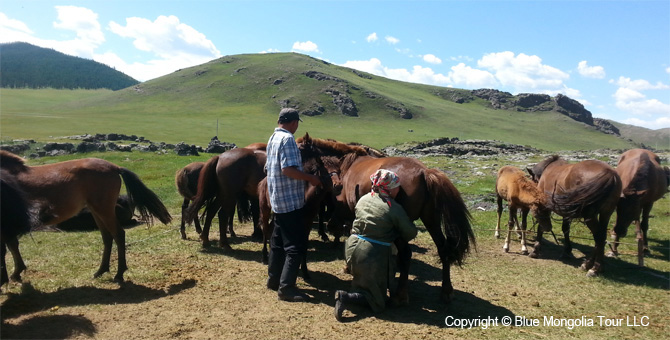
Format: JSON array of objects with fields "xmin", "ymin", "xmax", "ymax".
[
  {"xmin": 0, "ymin": 42, "xmax": 139, "ymax": 90},
  {"xmin": 0, "ymin": 52, "xmax": 660, "ymax": 151}
]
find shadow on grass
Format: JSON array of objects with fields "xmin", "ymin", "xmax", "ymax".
[
  {"xmin": 527, "ymin": 235, "xmax": 669, "ymax": 290},
  {"xmin": 1, "ymin": 279, "xmax": 196, "ymax": 322},
  {"xmin": 1, "ymin": 314, "xmax": 96, "ymax": 339}
]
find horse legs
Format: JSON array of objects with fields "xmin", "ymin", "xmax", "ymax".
[
  {"xmin": 503, "ymin": 207, "xmax": 515, "ymax": 253},
  {"xmin": 422, "ymin": 218, "xmax": 453, "ymax": 303},
  {"xmin": 528, "ymin": 216, "xmax": 547, "ymax": 259},
  {"xmin": 495, "ymin": 195, "xmax": 503, "ymax": 239},
  {"xmin": 199, "ymin": 204, "xmax": 219, "ymax": 248},
  {"xmin": 227, "ymin": 213, "xmax": 235, "ymax": 238},
  {"xmin": 5, "ymin": 236, "xmax": 26, "ymax": 282},
  {"xmin": 581, "ymin": 212, "xmax": 610, "ymax": 277},
  {"xmin": 218, "ymin": 209, "xmax": 232, "ymax": 250},
  {"xmin": 519, "ymin": 208, "xmax": 529, "ymax": 255},
  {"xmin": 640, "ymin": 203, "xmax": 653, "ymax": 254},
  {"xmin": 94, "ymin": 227, "xmax": 114, "ymax": 279},
  {"xmin": 180, "ymin": 198, "xmax": 190, "ymax": 239},
  {"xmin": 560, "ymin": 218, "xmax": 574, "ymax": 260},
  {"xmin": 390, "ymin": 239, "xmax": 411, "ymax": 306},
  {"xmin": 250, "ymin": 199, "xmax": 263, "ymax": 241},
  {"xmin": 1, "ymin": 241, "xmax": 8, "ymax": 287}
]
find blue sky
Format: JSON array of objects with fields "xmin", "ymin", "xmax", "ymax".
[{"xmin": 1, "ymin": 0, "xmax": 669, "ymax": 129}]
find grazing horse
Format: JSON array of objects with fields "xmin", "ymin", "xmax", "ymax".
[
  {"xmin": 257, "ymin": 158, "xmax": 333, "ymax": 279},
  {"xmin": 186, "ymin": 148, "xmax": 266, "ymax": 249},
  {"xmin": 0, "ymin": 150, "xmax": 172, "ymax": 282},
  {"xmin": 1, "ymin": 169, "xmax": 33, "ymax": 288},
  {"xmin": 176, "ymin": 162, "xmax": 206, "ymax": 239},
  {"xmin": 301, "ymin": 135, "xmax": 475, "ymax": 304},
  {"xmin": 495, "ymin": 166, "xmax": 547, "ymax": 254},
  {"xmin": 608, "ymin": 149, "xmax": 670, "ymax": 261},
  {"xmin": 527, "ymin": 155, "xmax": 621, "ymax": 277}
]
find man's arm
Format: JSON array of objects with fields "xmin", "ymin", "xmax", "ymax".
[{"xmin": 282, "ymin": 166, "xmax": 322, "ymax": 187}]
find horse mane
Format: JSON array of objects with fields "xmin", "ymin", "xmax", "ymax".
[
  {"xmin": 338, "ymin": 153, "xmax": 362, "ymax": 175},
  {"xmin": 531, "ymin": 155, "xmax": 562, "ymax": 180},
  {"xmin": 296, "ymin": 133, "xmax": 371, "ymax": 157},
  {"xmin": 0, "ymin": 150, "xmax": 29, "ymax": 174}
]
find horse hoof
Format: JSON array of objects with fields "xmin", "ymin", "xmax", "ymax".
[
  {"xmin": 528, "ymin": 252, "xmax": 539, "ymax": 259},
  {"xmin": 579, "ymin": 262, "xmax": 594, "ymax": 271},
  {"xmin": 10, "ymin": 275, "xmax": 22, "ymax": 283},
  {"xmin": 503, "ymin": 247, "xmax": 509, "ymax": 253},
  {"xmin": 586, "ymin": 269, "xmax": 598, "ymax": 278},
  {"xmin": 113, "ymin": 276, "xmax": 125, "ymax": 283},
  {"xmin": 520, "ymin": 250, "xmax": 529, "ymax": 256},
  {"xmin": 605, "ymin": 251, "xmax": 618, "ymax": 258}
]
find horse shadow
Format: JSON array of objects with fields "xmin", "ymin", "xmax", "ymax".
[
  {"xmin": 1, "ymin": 279, "xmax": 197, "ymax": 320},
  {"xmin": 527, "ymin": 235, "xmax": 669, "ymax": 290},
  {"xmin": 1, "ymin": 314, "xmax": 96, "ymax": 339}
]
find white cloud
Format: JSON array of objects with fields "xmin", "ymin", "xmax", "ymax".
[
  {"xmin": 340, "ymin": 58, "xmax": 449, "ymax": 86},
  {"xmin": 0, "ymin": 12, "xmax": 33, "ymax": 35},
  {"xmin": 477, "ymin": 51, "xmax": 570, "ymax": 94},
  {"xmin": 610, "ymin": 76, "xmax": 669, "ymax": 91},
  {"xmin": 666, "ymin": 66, "xmax": 670, "ymax": 74},
  {"xmin": 366, "ymin": 32, "xmax": 378, "ymax": 43},
  {"xmin": 448, "ymin": 63, "xmax": 498, "ymax": 88},
  {"xmin": 422, "ymin": 54, "xmax": 442, "ymax": 65},
  {"xmin": 385, "ymin": 36, "xmax": 399, "ymax": 44},
  {"xmin": 260, "ymin": 48, "xmax": 281, "ymax": 54},
  {"xmin": 577, "ymin": 60, "xmax": 605, "ymax": 79},
  {"xmin": 622, "ymin": 116, "xmax": 670, "ymax": 129},
  {"xmin": 291, "ymin": 40, "xmax": 319, "ymax": 53}
]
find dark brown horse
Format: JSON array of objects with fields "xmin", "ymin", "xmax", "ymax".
[
  {"xmin": 0, "ymin": 150, "xmax": 172, "ymax": 282},
  {"xmin": 186, "ymin": 148, "xmax": 266, "ymax": 249},
  {"xmin": 301, "ymin": 135, "xmax": 475, "ymax": 304},
  {"xmin": 608, "ymin": 149, "xmax": 670, "ymax": 261},
  {"xmin": 1, "ymin": 169, "xmax": 33, "ymax": 288},
  {"xmin": 257, "ymin": 157, "xmax": 333, "ymax": 279},
  {"xmin": 176, "ymin": 162, "xmax": 205, "ymax": 239},
  {"xmin": 495, "ymin": 166, "xmax": 547, "ymax": 255},
  {"xmin": 527, "ymin": 155, "xmax": 621, "ymax": 277}
]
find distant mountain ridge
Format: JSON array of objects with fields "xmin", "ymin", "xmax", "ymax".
[{"xmin": 0, "ymin": 42, "xmax": 139, "ymax": 90}]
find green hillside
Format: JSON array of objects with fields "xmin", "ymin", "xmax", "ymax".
[
  {"xmin": 0, "ymin": 42, "xmax": 139, "ymax": 90},
  {"xmin": 0, "ymin": 52, "xmax": 651, "ymax": 151}
]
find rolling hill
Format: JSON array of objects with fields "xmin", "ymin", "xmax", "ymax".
[
  {"xmin": 1, "ymin": 52, "xmax": 665, "ymax": 151},
  {"xmin": 0, "ymin": 42, "xmax": 139, "ymax": 90}
]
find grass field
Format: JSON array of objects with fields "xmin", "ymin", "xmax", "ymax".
[{"xmin": 1, "ymin": 150, "xmax": 668, "ymax": 339}]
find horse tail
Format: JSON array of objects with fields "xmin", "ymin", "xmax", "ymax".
[
  {"xmin": 119, "ymin": 169, "xmax": 172, "ymax": 225},
  {"xmin": 0, "ymin": 172, "xmax": 33, "ymax": 238},
  {"xmin": 186, "ymin": 155, "xmax": 219, "ymax": 223},
  {"xmin": 424, "ymin": 168, "xmax": 475, "ymax": 266},
  {"xmin": 548, "ymin": 170, "xmax": 619, "ymax": 220}
]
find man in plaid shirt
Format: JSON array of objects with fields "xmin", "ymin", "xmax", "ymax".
[{"xmin": 266, "ymin": 108, "xmax": 322, "ymax": 302}]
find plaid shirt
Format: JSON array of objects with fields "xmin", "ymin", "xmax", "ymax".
[{"xmin": 266, "ymin": 128, "xmax": 305, "ymax": 214}]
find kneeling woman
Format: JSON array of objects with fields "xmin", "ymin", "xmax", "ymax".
[{"xmin": 334, "ymin": 169, "xmax": 417, "ymax": 321}]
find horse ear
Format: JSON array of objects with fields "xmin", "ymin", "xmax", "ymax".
[
  {"xmin": 526, "ymin": 168, "xmax": 537, "ymax": 182},
  {"xmin": 303, "ymin": 132, "xmax": 311, "ymax": 143}
]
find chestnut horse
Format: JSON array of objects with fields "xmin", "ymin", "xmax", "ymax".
[
  {"xmin": 1, "ymin": 169, "xmax": 33, "ymax": 288},
  {"xmin": 495, "ymin": 166, "xmax": 547, "ymax": 254},
  {"xmin": 608, "ymin": 149, "xmax": 670, "ymax": 262},
  {"xmin": 0, "ymin": 150, "xmax": 172, "ymax": 282},
  {"xmin": 257, "ymin": 157, "xmax": 333, "ymax": 279},
  {"xmin": 186, "ymin": 148, "xmax": 266, "ymax": 249},
  {"xmin": 527, "ymin": 155, "xmax": 621, "ymax": 277},
  {"xmin": 301, "ymin": 135, "xmax": 475, "ymax": 304}
]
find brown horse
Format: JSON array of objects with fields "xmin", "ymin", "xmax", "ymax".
[
  {"xmin": 608, "ymin": 149, "xmax": 670, "ymax": 261},
  {"xmin": 186, "ymin": 147, "xmax": 266, "ymax": 249},
  {"xmin": 495, "ymin": 166, "xmax": 547, "ymax": 255},
  {"xmin": 0, "ymin": 150, "xmax": 172, "ymax": 282},
  {"xmin": 176, "ymin": 162, "xmax": 205, "ymax": 239},
  {"xmin": 527, "ymin": 155, "xmax": 621, "ymax": 277},
  {"xmin": 1, "ymin": 169, "xmax": 33, "ymax": 288},
  {"xmin": 257, "ymin": 157, "xmax": 333, "ymax": 279},
  {"xmin": 301, "ymin": 135, "xmax": 475, "ymax": 304}
]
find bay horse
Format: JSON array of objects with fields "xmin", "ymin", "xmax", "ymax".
[
  {"xmin": 495, "ymin": 166, "xmax": 548, "ymax": 255},
  {"xmin": 0, "ymin": 150, "xmax": 172, "ymax": 282},
  {"xmin": 301, "ymin": 135, "xmax": 475, "ymax": 304},
  {"xmin": 608, "ymin": 149, "xmax": 670, "ymax": 262},
  {"xmin": 1, "ymin": 169, "xmax": 33, "ymax": 288},
  {"xmin": 527, "ymin": 155, "xmax": 621, "ymax": 277},
  {"xmin": 186, "ymin": 147, "xmax": 266, "ymax": 249},
  {"xmin": 175, "ymin": 162, "xmax": 205, "ymax": 239},
  {"xmin": 257, "ymin": 157, "xmax": 333, "ymax": 279}
]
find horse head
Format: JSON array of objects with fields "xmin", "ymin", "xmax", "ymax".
[
  {"xmin": 0, "ymin": 150, "xmax": 29, "ymax": 175},
  {"xmin": 529, "ymin": 155, "xmax": 562, "ymax": 182}
]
